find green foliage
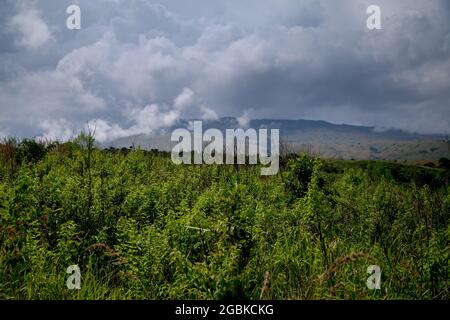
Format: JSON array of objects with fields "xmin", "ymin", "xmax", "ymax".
[
  {"xmin": 284, "ymin": 154, "xmax": 315, "ymax": 198},
  {"xmin": 18, "ymin": 139, "xmax": 47, "ymax": 163},
  {"xmin": 0, "ymin": 145, "xmax": 449, "ymax": 300}
]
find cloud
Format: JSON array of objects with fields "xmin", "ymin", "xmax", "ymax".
[
  {"xmin": 200, "ymin": 105, "xmax": 219, "ymax": 120},
  {"xmin": 1, "ymin": 0, "xmax": 450, "ymax": 140},
  {"xmin": 7, "ymin": 7, "xmax": 53, "ymax": 49},
  {"xmin": 79, "ymin": 87, "xmax": 197, "ymax": 142},
  {"xmin": 0, "ymin": 69, "xmax": 106, "ymax": 136},
  {"xmin": 174, "ymin": 88, "xmax": 195, "ymax": 110},
  {"xmin": 237, "ymin": 110, "xmax": 252, "ymax": 127},
  {"xmin": 38, "ymin": 118, "xmax": 76, "ymax": 141}
]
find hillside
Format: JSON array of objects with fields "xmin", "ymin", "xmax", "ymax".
[{"xmin": 102, "ymin": 118, "xmax": 449, "ymax": 161}]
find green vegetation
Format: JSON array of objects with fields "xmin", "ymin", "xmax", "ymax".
[{"xmin": 0, "ymin": 136, "xmax": 449, "ymax": 300}]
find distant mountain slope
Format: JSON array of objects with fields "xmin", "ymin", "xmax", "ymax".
[{"xmin": 102, "ymin": 118, "xmax": 449, "ymax": 161}]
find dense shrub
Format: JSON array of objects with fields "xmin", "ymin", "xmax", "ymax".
[{"xmin": 0, "ymin": 138, "xmax": 449, "ymax": 299}]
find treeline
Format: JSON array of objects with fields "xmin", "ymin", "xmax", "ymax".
[{"xmin": 0, "ymin": 137, "xmax": 171, "ymax": 176}]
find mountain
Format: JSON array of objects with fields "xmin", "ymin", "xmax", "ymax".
[{"xmin": 102, "ymin": 117, "xmax": 450, "ymax": 161}]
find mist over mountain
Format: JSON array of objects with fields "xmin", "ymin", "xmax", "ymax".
[
  {"xmin": 103, "ymin": 117, "xmax": 449, "ymax": 161},
  {"xmin": 1, "ymin": 1, "xmax": 450, "ymax": 139}
]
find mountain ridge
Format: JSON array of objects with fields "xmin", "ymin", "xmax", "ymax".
[{"xmin": 102, "ymin": 117, "xmax": 449, "ymax": 161}]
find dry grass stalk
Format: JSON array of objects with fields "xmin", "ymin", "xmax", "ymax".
[
  {"xmin": 319, "ymin": 252, "xmax": 373, "ymax": 282},
  {"xmin": 86, "ymin": 243, "xmax": 128, "ymax": 265},
  {"xmin": 260, "ymin": 271, "xmax": 270, "ymax": 299}
]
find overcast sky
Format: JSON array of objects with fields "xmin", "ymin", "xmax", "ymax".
[{"xmin": 0, "ymin": 0, "xmax": 449, "ymax": 141}]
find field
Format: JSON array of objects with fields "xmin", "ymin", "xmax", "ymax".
[{"xmin": 0, "ymin": 136, "xmax": 449, "ymax": 300}]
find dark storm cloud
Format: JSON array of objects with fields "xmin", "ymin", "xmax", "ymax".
[{"xmin": 0, "ymin": 0, "xmax": 449, "ymax": 141}]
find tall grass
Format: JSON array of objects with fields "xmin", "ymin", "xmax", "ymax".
[{"xmin": 0, "ymin": 137, "xmax": 449, "ymax": 299}]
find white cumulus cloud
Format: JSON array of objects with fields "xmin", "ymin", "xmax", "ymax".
[{"xmin": 7, "ymin": 7, "xmax": 53, "ymax": 49}]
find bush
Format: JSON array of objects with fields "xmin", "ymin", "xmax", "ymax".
[{"xmin": 284, "ymin": 154, "xmax": 314, "ymax": 198}]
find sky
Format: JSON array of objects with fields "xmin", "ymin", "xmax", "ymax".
[{"xmin": 0, "ymin": 0, "xmax": 449, "ymax": 141}]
